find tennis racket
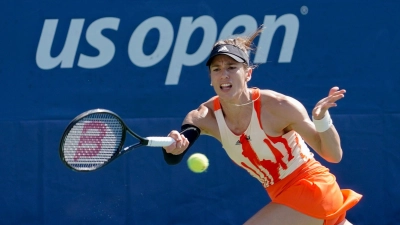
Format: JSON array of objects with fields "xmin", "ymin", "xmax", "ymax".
[{"xmin": 59, "ymin": 108, "xmax": 175, "ymax": 172}]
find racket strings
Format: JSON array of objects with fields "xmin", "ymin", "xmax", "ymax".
[{"xmin": 62, "ymin": 113, "xmax": 124, "ymax": 170}]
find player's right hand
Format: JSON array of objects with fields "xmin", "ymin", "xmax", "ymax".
[{"xmin": 163, "ymin": 130, "xmax": 189, "ymax": 155}]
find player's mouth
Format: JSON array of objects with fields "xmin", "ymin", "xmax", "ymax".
[{"xmin": 220, "ymin": 83, "xmax": 232, "ymax": 91}]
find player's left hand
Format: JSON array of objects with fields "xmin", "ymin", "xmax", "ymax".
[{"xmin": 312, "ymin": 86, "xmax": 346, "ymax": 120}]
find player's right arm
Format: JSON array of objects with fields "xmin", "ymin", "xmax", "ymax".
[{"xmin": 162, "ymin": 101, "xmax": 216, "ymax": 165}]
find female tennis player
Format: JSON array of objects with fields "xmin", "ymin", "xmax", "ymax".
[{"xmin": 162, "ymin": 26, "xmax": 362, "ymax": 225}]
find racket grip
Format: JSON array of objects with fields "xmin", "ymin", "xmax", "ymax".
[{"xmin": 146, "ymin": 137, "xmax": 175, "ymax": 147}]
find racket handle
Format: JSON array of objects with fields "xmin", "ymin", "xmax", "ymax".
[{"xmin": 146, "ymin": 137, "xmax": 175, "ymax": 147}]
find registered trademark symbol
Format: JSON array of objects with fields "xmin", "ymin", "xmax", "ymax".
[{"xmin": 300, "ymin": 6, "xmax": 308, "ymax": 15}]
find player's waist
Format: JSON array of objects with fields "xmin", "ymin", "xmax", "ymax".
[{"xmin": 266, "ymin": 158, "xmax": 330, "ymax": 197}]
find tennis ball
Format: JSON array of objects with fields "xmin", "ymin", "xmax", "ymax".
[{"xmin": 187, "ymin": 153, "xmax": 209, "ymax": 173}]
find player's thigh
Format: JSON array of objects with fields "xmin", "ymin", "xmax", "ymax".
[
  {"xmin": 244, "ymin": 202, "xmax": 324, "ymax": 225},
  {"xmin": 338, "ymin": 219, "xmax": 353, "ymax": 225}
]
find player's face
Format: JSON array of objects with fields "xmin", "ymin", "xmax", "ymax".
[{"xmin": 209, "ymin": 55, "xmax": 251, "ymax": 100}]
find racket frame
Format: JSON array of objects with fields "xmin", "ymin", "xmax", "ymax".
[{"xmin": 59, "ymin": 109, "xmax": 149, "ymax": 172}]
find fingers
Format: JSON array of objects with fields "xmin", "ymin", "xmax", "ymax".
[
  {"xmin": 329, "ymin": 86, "xmax": 346, "ymax": 100},
  {"xmin": 324, "ymin": 87, "xmax": 346, "ymax": 106},
  {"xmin": 330, "ymin": 90, "xmax": 346, "ymax": 103},
  {"xmin": 164, "ymin": 130, "xmax": 189, "ymax": 155},
  {"xmin": 313, "ymin": 87, "xmax": 346, "ymax": 119},
  {"xmin": 328, "ymin": 86, "xmax": 340, "ymax": 96}
]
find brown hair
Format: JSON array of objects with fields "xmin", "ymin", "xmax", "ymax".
[{"xmin": 212, "ymin": 25, "xmax": 264, "ymax": 68}]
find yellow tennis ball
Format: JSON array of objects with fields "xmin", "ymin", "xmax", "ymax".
[{"xmin": 187, "ymin": 153, "xmax": 209, "ymax": 173}]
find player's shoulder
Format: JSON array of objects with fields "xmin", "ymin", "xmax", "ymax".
[
  {"xmin": 259, "ymin": 89, "xmax": 289, "ymax": 105},
  {"xmin": 258, "ymin": 89, "xmax": 301, "ymax": 112},
  {"xmin": 202, "ymin": 95, "xmax": 218, "ymax": 110},
  {"xmin": 183, "ymin": 97, "xmax": 218, "ymax": 136},
  {"xmin": 185, "ymin": 97, "xmax": 216, "ymax": 123}
]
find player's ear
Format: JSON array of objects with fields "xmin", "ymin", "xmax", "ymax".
[{"xmin": 245, "ymin": 67, "xmax": 252, "ymax": 82}]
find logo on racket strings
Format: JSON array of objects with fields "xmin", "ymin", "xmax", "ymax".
[{"xmin": 74, "ymin": 121, "xmax": 107, "ymax": 161}]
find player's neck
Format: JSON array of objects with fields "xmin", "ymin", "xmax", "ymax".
[
  {"xmin": 220, "ymin": 101, "xmax": 253, "ymax": 121},
  {"xmin": 220, "ymin": 88, "xmax": 252, "ymax": 106}
]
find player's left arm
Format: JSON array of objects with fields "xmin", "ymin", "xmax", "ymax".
[{"xmin": 284, "ymin": 87, "xmax": 346, "ymax": 163}]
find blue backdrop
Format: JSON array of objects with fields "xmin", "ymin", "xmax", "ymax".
[{"xmin": 0, "ymin": 0, "xmax": 399, "ymax": 224}]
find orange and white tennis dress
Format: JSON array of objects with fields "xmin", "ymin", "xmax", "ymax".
[{"xmin": 213, "ymin": 88, "xmax": 362, "ymax": 225}]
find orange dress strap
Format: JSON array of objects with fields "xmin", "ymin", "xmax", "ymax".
[
  {"xmin": 213, "ymin": 96, "xmax": 221, "ymax": 111},
  {"xmin": 251, "ymin": 88, "xmax": 263, "ymax": 129}
]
